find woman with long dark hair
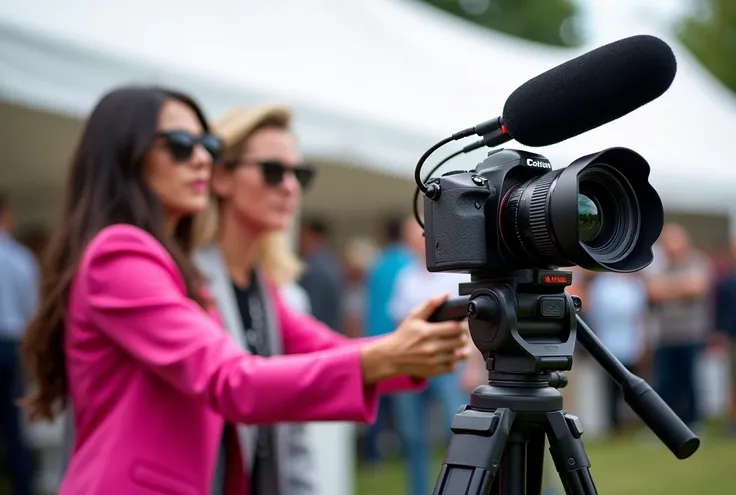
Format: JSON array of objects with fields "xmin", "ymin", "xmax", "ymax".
[{"xmin": 20, "ymin": 86, "xmax": 468, "ymax": 494}]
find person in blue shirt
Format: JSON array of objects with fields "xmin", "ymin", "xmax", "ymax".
[
  {"xmin": 0, "ymin": 191, "xmax": 38, "ymax": 495},
  {"xmin": 362, "ymin": 217, "xmax": 414, "ymax": 464},
  {"xmin": 388, "ymin": 217, "xmax": 470, "ymax": 495}
]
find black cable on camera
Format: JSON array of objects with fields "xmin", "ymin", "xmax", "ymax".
[
  {"xmin": 413, "ymin": 133, "xmax": 492, "ymax": 229},
  {"xmin": 413, "ymin": 149, "xmax": 463, "ymax": 229}
]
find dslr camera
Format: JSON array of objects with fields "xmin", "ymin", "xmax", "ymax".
[
  {"xmin": 423, "ymin": 147, "xmax": 662, "ymax": 276},
  {"xmin": 420, "ymin": 146, "xmax": 663, "ymax": 376}
]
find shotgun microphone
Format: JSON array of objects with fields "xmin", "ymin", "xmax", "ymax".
[{"xmin": 463, "ymin": 34, "xmax": 677, "ymax": 151}]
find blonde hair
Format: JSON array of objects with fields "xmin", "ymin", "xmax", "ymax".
[{"xmin": 194, "ymin": 104, "xmax": 304, "ymax": 287}]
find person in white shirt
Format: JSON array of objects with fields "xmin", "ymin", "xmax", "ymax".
[
  {"xmin": 586, "ymin": 272, "xmax": 647, "ymax": 433},
  {"xmin": 389, "ymin": 216, "xmax": 470, "ymax": 495}
]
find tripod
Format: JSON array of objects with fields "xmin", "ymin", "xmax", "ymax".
[{"xmin": 429, "ymin": 269, "xmax": 700, "ymax": 495}]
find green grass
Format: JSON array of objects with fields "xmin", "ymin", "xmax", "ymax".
[
  {"xmin": 356, "ymin": 429, "xmax": 736, "ymax": 495},
  {"xmin": 4, "ymin": 427, "xmax": 733, "ymax": 494}
]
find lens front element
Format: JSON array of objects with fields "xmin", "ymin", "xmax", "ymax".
[{"xmin": 577, "ymin": 194, "xmax": 601, "ymax": 243}]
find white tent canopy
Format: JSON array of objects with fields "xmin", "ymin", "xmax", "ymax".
[{"xmin": 1, "ymin": 0, "xmax": 736, "ymax": 214}]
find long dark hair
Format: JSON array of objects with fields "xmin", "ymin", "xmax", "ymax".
[{"xmin": 21, "ymin": 86, "xmax": 211, "ymax": 421}]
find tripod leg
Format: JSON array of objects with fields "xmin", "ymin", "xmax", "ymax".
[
  {"xmin": 546, "ymin": 412, "xmax": 598, "ymax": 495},
  {"xmin": 524, "ymin": 428, "xmax": 547, "ymax": 495},
  {"xmin": 433, "ymin": 407, "xmax": 516, "ymax": 495}
]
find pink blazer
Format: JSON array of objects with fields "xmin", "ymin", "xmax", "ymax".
[{"xmin": 60, "ymin": 225, "xmax": 423, "ymax": 495}]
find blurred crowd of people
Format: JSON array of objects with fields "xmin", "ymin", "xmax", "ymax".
[
  {"xmin": 3, "ymin": 181, "xmax": 736, "ymax": 494},
  {"xmin": 571, "ymin": 223, "xmax": 736, "ymax": 438}
]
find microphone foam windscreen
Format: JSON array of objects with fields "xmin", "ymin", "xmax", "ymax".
[{"xmin": 502, "ymin": 35, "xmax": 677, "ymax": 147}]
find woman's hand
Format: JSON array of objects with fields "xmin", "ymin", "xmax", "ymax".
[{"xmin": 360, "ymin": 294, "xmax": 469, "ymax": 385}]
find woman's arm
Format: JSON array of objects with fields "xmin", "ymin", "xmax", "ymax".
[
  {"xmin": 274, "ymin": 265, "xmax": 415, "ymax": 356},
  {"xmin": 81, "ymin": 225, "xmax": 384, "ymax": 425},
  {"xmin": 273, "ymin": 289, "xmax": 426, "ymax": 394}
]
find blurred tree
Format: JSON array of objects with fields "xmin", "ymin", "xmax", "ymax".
[
  {"xmin": 417, "ymin": 0, "xmax": 582, "ymax": 47},
  {"xmin": 678, "ymin": 0, "xmax": 736, "ymax": 93}
]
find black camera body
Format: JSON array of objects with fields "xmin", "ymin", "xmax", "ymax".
[
  {"xmin": 423, "ymin": 147, "xmax": 663, "ymax": 276},
  {"xmin": 424, "ymin": 149, "xmax": 551, "ymax": 274}
]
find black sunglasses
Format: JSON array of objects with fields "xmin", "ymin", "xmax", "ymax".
[
  {"xmin": 230, "ymin": 159, "xmax": 316, "ymax": 189},
  {"xmin": 157, "ymin": 130, "xmax": 224, "ymax": 163}
]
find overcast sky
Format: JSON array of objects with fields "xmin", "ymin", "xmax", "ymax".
[
  {"xmin": 578, "ymin": 0, "xmax": 693, "ymax": 27},
  {"xmin": 574, "ymin": 0, "xmax": 695, "ymax": 46}
]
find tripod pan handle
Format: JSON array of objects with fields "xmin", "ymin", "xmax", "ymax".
[
  {"xmin": 623, "ymin": 377, "xmax": 700, "ymax": 459},
  {"xmin": 428, "ymin": 296, "xmax": 471, "ymax": 322},
  {"xmin": 575, "ymin": 314, "xmax": 700, "ymax": 460}
]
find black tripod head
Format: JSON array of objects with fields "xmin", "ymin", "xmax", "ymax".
[
  {"xmin": 461, "ymin": 269, "xmax": 576, "ymax": 377},
  {"xmin": 430, "ymin": 268, "xmax": 700, "ymax": 461}
]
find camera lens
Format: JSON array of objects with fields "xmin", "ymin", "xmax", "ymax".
[
  {"xmin": 498, "ymin": 148, "xmax": 663, "ymax": 272},
  {"xmin": 577, "ymin": 194, "xmax": 600, "ymax": 243}
]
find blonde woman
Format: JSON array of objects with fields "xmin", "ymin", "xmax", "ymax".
[{"xmin": 194, "ymin": 105, "xmax": 470, "ymax": 494}]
